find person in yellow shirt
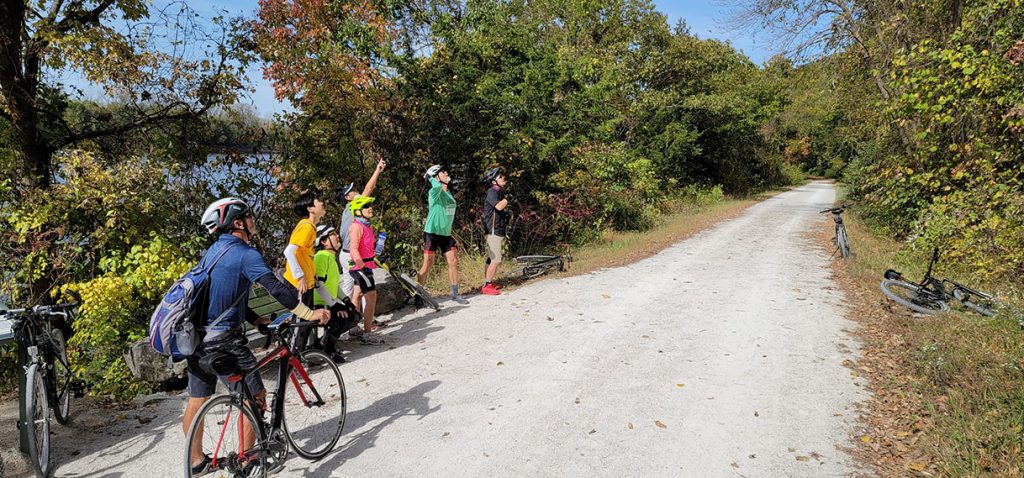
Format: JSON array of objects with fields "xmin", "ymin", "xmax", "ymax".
[{"xmin": 284, "ymin": 190, "xmax": 327, "ymax": 306}]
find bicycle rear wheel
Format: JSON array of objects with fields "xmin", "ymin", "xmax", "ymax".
[
  {"xmin": 836, "ymin": 226, "xmax": 852, "ymax": 258},
  {"xmin": 880, "ymin": 279, "xmax": 950, "ymax": 315},
  {"xmin": 184, "ymin": 395, "xmax": 266, "ymax": 478},
  {"xmin": 283, "ymin": 349, "xmax": 346, "ymax": 460},
  {"xmin": 399, "ymin": 272, "xmax": 440, "ymax": 311},
  {"xmin": 25, "ymin": 363, "xmax": 50, "ymax": 478},
  {"xmin": 49, "ymin": 328, "xmax": 72, "ymax": 425},
  {"xmin": 522, "ymin": 264, "xmax": 551, "ymax": 279},
  {"xmin": 952, "ymin": 288, "xmax": 998, "ymax": 317}
]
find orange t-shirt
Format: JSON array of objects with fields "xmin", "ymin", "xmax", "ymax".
[{"xmin": 283, "ymin": 219, "xmax": 316, "ymax": 287}]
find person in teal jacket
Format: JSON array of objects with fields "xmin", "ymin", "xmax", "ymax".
[{"xmin": 417, "ymin": 165, "xmax": 468, "ymax": 304}]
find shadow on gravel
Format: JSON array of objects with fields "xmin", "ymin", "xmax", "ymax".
[
  {"xmin": 338, "ymin": 303, "xmax": 468, "ymax": 362},
  {"xmin": 2, "ymin": 394, "xmax": 184, "ymax": 478},
  {"xmin": 309, "ymin": 380, "xmax": 442, "ymax": 475}
]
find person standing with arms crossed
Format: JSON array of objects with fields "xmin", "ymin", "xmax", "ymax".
[
  {"xmin": 418, "ymin": 165, "xmax": 469, "ymax": 304},
  {"xmin": 338, "ymin": 159, "xmax": 387, "ymax": 300},
  {"xmin": 480, "ymin": 167, "xmax": 510, "ymax": 295}
]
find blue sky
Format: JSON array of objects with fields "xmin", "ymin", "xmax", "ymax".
[{"xmin": 67, "ymin": 2, "xmax": 773, "ymax": 118}]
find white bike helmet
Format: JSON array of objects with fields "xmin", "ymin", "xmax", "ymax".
[
  {"xmin": 424, "ymin": 164, "xmax": 443, "ymax": 179},
  {"xmin": 201, "ymin": 198, "xmax": 251, "ymax": 234}
]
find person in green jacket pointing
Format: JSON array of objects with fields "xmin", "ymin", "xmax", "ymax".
[{"xmin": 417, "ymin": 165, "xmax": 468, "ymax": 304}]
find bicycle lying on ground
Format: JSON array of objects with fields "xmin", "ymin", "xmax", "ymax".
[
  {"xmin": 514, "ymin": 253, "xmax": 572, "ymax": 279},
  {"xmin": 377, "ymin": 253, "xmax": 441, "ymax": 311},
  {"xmin": 820, "ymin": 205, "xmax": 851, "ymax": 259},
  {"xmin": 880, "ymin": 247, "xmax": 1000, "ymax": 316},
  {"xmin": 184, "ymin": 314, "xmax": 346, "ymax": 477},
  {"xmin": 0, "ymin": 290, "xmax": 83, "ymax": 478}
]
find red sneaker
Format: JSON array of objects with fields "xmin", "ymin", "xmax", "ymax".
[{"xmin": 481, "ymin": 284, "xmax": 501, "ymax": 295}]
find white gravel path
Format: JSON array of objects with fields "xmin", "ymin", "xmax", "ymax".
[{"xmin": 2, "ymin": 180, "xmax": 869, "ymax": 477}]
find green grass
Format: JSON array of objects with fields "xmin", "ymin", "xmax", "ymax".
[{"xmin": 838, "ymin": 199, "xmax": 1024, "ymax": 477}]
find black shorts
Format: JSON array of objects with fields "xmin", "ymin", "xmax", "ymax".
[
  {"xmin": 186, "ymin": 337, "xmax": 264, "ymax": 398},
  {"xmin": 349, "ymin": 267, "xmax": 377, "ymax": 293},
  {"xmin": 423, "ymin": 233, "xmax": 457, "ymax": 254}
]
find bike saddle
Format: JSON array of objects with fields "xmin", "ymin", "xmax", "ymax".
[
  {"xmin": 884, "ymin": 269, "xmax": 902, "ymax": 280},
  {"xmin": 199, "ymin": 350, "xmax": 241, "ymax": 376}
]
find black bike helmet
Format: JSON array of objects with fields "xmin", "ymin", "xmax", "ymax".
[{"xmin": 482, "ymin": 167, "xmax": 502, "ymax": 185}]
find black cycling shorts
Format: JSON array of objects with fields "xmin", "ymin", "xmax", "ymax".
[
  {"xmin": 186, "ymin": 337, "xmax": 264, "ymax": 399},
  {"xmin": 349, "ymin": 267, "xmax": 377, "ymax": 293},
  {"xmin": 423, "ymin": 232, "xmax": 457, "ymax": 254}
]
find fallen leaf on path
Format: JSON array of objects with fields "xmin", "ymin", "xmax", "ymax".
[
  {"xmin": 601, "ymin": 294, "xmax": 611, "ymax": 299},
  {"xmin": 796, "ymin": 456, "xmax": 810, "ymax": 462},
  {"xmin": 788, "ymin": 447, "xmax": 796, "ymax": 452},
  {"xmin": 546, "ymin": 316, "xmax": 554, "ymax": 321},
  {"xmin": 588, "ymin": 429, "xmax": 597, "ymax": 435},
  {"xmin": 442, "ymin": 432, "xmax": 450, "ymax": 437},
  {"xmin": 731, "ymin": 462, "xmax": 739, "ymax": 469},
  {"xmin": 497, "ymin": 361, "xmax": 504, "ymax": 366},
  {"xmin": 754, "ymin": 411, "xmax": 759, "ymax": 417},
  {"xmin": 860, "ymin": 435, "xmax": 872, "ymax": 443},
  {"xmin": 574, "ymin": 398, "xmax": 580, "ymax": 404},
  {"xmin": 627, "ymin": 422, "xmax": 634, "ymax": 430},
  {"xmin": 748, "ymin": 454, "xmax": 756, "ymax": 459},
  {"xmin": 655, "ymin": 420, "xmax": 667, "ymax": 429},
  {"xmin": 908, "ymin": 462, "xmax": 926, "ymax": 471},
  {"xmin": 676, "ymin": 383, "xmax": 684, "ymax": 388}
]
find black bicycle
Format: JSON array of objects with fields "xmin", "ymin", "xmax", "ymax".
[
  {"xmin": 377, "ymin": 253, "xmax": 441, "ymax": 311},
  {"xmin": 1, "ymin": 290, "xmax": 82, "ymax": 478},
  {"xmin": 514, "ymin": 253, "xmax": 572, "ymax": 279},
  {"xmin": 820, "ymin": 205, "xmax": 851, "ymax": 259},
  {"xmin": 881, "ymin": 247, "xmax": 1000, "ymax": 316},
  {"xmin": 184, "ymin": 315, "xmax": 346, "ymax": 477}
]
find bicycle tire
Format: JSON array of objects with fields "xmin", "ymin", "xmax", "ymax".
[
  {"xmin": 522, "ymin": 264, "xmax": 553, "ymax": 279},
  {"xmin": 25, "ymin": 363, "xmax": 50, "ymax": 478},
  {"xmin": 836, "ymin": 226, "xmax": 852, "ymax": 258},
  {"xmin": 283, "ymin": 349, "xmax": 346, "ymax": 460},
  {"xmin": 952, "ymin": 288, "xmax": 998, "ymax": 317},
  {"xmin": 399, "ymin": 272, "xmax": 440, "ymax": 311},
  {"xmin": 514, "ymin": 255, "xmax": 557, "ymax": 263},
  {"xmin": 184, "ymin": 394, "xmax": 267, "ymax": 478},
  {"xmin": 880, "ymin": 279, "xmax": 950, "ymax": 315},
  {"xmin": 49, "ymin": 328, "xmax": 72, "ymax": 425}
]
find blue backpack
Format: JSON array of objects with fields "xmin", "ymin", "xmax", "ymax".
[{"xmin": 148, "ymin": 244, "xmax": 244, "ymax": 361}]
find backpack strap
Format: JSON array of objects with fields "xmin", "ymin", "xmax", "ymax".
[{"xmin": 201, "ymin": 243, "xmax": 247, "ymax": 331}]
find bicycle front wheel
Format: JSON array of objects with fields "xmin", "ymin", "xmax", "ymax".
[
  {"xmin": 399, "ymin": 272, "xmax": 440, "ymax": 311},
  {"xmin": 952, "ymin": 288, "xmax": 998, "ymax": 317},
  {"xmin": 184, "ymin": 395, "xmax": 266, "ymax": 478},
  {"xmin": 49, "ymin": 328, "xmax": 72, "ymax": 425},
  {"xmin": 881, "ymin": 279, "xmax": 950, "ymax": 315},
  {"xmin": 25, "ymin": 363, "xmax": 50, "ymax": 478},
  {"xmin": 283, "ymin": 349, "xmax": 346, "ymax": 460},
  {"xmin": 836, "ymin": 226, "xmax": 852, "ymax": 258}
]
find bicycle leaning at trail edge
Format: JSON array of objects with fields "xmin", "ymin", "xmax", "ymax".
[
  {"xmin": 184, "ymin": 313, "xmax": 346, "ymax": 477},
  {"xmin": 880, "ymin": 247, "xmax": 1001, "ymax": 316},
  {"xmin": 377, "ymin": 253, "xmax": 441, "ymax": 311},
  {"xmin": 0, "ymin": 289, "xmax": 83, "ymax": 478},
  {"xmin": 820, "ymin": 205, "xmax": 851, "ymax": 259}
]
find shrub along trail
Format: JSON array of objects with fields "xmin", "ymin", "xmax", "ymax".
[{"xmin": 1, "ymin": 181, "xmax": 870, "ymax": 477}]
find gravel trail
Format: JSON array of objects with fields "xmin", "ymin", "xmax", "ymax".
[{"xmin": 2, "ymin": 180, "xmax": 868, "ymax": 477}]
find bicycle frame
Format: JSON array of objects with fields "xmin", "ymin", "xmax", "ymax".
[{"xmin": 210, "ymin": 321, "xmax": 323, "ymax": 470}]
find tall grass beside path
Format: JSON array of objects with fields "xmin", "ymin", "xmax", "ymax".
[{"xmin": 820, "ymin": 197, "xmax": 1024, "ymax": 477}]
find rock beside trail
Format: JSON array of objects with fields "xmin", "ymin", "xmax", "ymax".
[{"xmin": 125, "ymin": 268, "xmax": 410, "ymax": 382}]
